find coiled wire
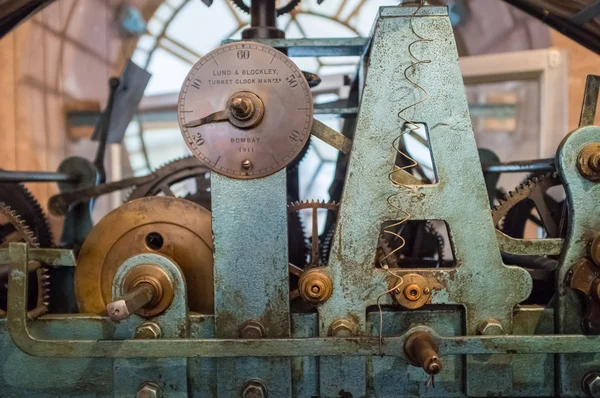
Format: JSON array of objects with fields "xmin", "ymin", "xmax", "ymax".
[{"xmin": 378, "ymin": 0, "xmax": 432, "ymax": 355}]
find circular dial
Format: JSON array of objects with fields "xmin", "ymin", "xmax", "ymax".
[{"xmin": 178, "ymin": 41, "xmax": 313, "ymax": 179}]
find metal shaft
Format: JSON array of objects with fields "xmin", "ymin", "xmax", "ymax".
[
  {"xmin": 0, "ymin": 170, "xmax": 77, "ymax": 183},
  {"xmin": 483, "ymin": 158, "xmax": 555, "ymax": 174},
  {"xmin": 106, "ymin": 283, "xmax": 156, "ymax": 322}
]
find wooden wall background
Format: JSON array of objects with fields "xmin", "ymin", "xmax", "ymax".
[
  {"xmin": 0, "ymin": 0, "xmax": 597, "ymax": 241},
  {"xmin": 0, "ymin": 0, "xmax": 159, "ymax": 239}
]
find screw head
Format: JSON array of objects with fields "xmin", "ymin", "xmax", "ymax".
[
  {"xmin": 230, "ymin": 97, "xmax": 255, "ymax": 120},
  {"xmin": 241, "ymin": 159, "xmax": 253, "ymax": 170},
  {"xmin": 298, "ymin": 267, "xmax": 333, "ymax": 305},
  {"xmin": 476, "ymin": 319, "xmax": 505, "ymax": 336},
  {"xmin": 583, "ymin": 372, "xmax": 600, "ymax": 397},
  {"xmin": 136, "ymin": 382, "xmax": 162, "ymax": 398},
  {"xmin": 329, "ymin": 318, "xmax": 358, "ymax": 337},
  {"xmin": 135, "ymin": 322, "xmax": 162, "ymax": 339},
  {"xmin": 404, "ymin": 284, "xmax": 422, "ymax": 301},
  {"xmin": 242, "ymin": 379, "xmax": 267, "ymax": 398},
  {"xmin": 240, "ymin": 320, "xmax": 266, "ymax": 339}
]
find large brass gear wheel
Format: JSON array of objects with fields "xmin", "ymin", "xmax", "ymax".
[{"xmin": 75, "ymin": 197, "xmax": 214, "ymax": 315}]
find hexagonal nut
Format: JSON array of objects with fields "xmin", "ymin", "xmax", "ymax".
[
  {"xmin": 583, "ymin": 372, "xmax": 600, "ymax": 398},
  {"xmin": 135, "ymin": 322, "xmax": 162, "ymax": 339},
  {"xmin": 136, "ymin": 382, "xmax": 162, "ymax": 398},
  {"xmin": 240, "ymin": 320, "xmax": 266, "ymax": 339},
  {"xmin": 476, "ymin": 319, "xmax": 504, "ymax": 336},
  {"xmin": 242, "ymin": 380, "xmax": 267, "ymax": 398}
]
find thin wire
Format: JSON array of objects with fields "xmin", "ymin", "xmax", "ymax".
[
  {"xmin": 377, "ymin": 267, "xmax": 404, "ymax": 355},
  {"xmin": 378, "ymin": 0, "xmax": 432, "ymax": 355}
]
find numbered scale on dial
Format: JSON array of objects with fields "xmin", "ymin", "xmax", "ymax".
[{"xmin": 177, "ymin": 42, "xmax": 314, "ymax": 179}]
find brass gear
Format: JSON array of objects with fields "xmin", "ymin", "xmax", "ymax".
[
  {"xmin": 287, "ymin": 200, "xmax": 339, "ymax": 303},
  {"xmin": 0, "ymin": 202, "xmax": 49, "ymax": 316},
  {"xmin": 75, "ymin": 197, "xmax": 214, "ymax": 315},
  {"xmin": 491, "ymin": 173, "xmax": 564, "ymax": 239}
]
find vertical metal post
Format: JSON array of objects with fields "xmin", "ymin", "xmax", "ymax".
[{"xmin": 211, "ymin": 170, "xmax": 292, "ymax": 396}]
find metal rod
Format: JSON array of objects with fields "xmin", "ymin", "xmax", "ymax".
[
  {"xmin": 0, "ymin": 170, "xmax": 78, "ymax": 183},
  {"xmin": 502, "ymin": 0, "xmax": 600, "ymax": 56},
  {"xmin": 483, "ymin": 158, "xmax": 555, "ymax": 174},
  {"xmin": 106, "ymin": 284, "xmax": 156, "ymax": 322}
]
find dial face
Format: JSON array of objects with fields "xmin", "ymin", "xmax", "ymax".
[{"xmin": 178, "ymin": 41, "xmax": 313, "ymax": 179}]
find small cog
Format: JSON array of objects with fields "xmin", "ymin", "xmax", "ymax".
[{"xmin": 492, "ymin": 173, "xmax": 564, "ymax": 239}]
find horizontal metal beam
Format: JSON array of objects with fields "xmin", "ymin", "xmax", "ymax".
[
  {"xmin": 5, "ymin": 244, "xmax": 600, "ymax": 359},
  {"xmin": 483, "ymin": 158, "xmax": 555, "ymax": 174},
  {"xmin": 223, "ymin": 38, "xmax": 369, "ymax": 57},
  {"xmin": 0, "ymin": 170, "xmax": 77, "ymax": 183}
]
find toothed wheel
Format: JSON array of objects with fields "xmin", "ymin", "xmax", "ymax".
[
  {"xmin": 0, "ymin": 182, "xmax": 53, "ymax": 247},
  {"xmin": 230, "ymin": 0, "xmax": 302, "ymax": 16},
  {"xmin": 492, "ymin": 173, "xmax": 565, "ymax": 239},
  {"xmin": 0, "ymin": 202, "xmax": 49, "ymax": 316},
  {"xmin": 287, "ymin": 200, "xmax": 339, "ymax": 305}
]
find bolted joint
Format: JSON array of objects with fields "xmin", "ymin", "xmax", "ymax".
[
  {"xmin": 136, "ymin": 382, "xmax": 162, "ymax": 398},
  {"xmin": 582, "ymin": 371, "xmax": 600, "ymax": 398},
  {"xmin": 328, "ymin": 318, "xmax": 359, "ymax": 337},
  {"xmin": 477, "ymin": 319, "xmax": 505, "ymax": 336},
  {"xmin": 135, "ymin": 321, "xmax": 162, "ymax": 339},
  {"xmin": 242, "ymin": 379, "xmax": 267, "ymax": 398},
  {"xmin": 577, "ymin": 143, "xmax": 600, "ymax": 182},
  {"xmin": 404, "ymin": 331, "xmax": 443, "ymax": 376},
  {"xmin": 298, "ymin": 267, "xmax": 333, "ymax": 305},
  {"xmin": 240, "ymin": 320, "xmax": 266, "ymax": 339}
]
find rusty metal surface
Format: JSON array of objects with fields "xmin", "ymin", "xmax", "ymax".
[
  {"xmin": 316, "ymin": 7, "xmax": 532, "ymax": 394},
  {"xmin": 211, "ymin": 170, "xmax": 292, "ymax": 396},
  {"xmin": 310, "ymin": 119, "xmax": 353, "ymax": 155},
  {"xmin": 111, "ymin": 252, "xmax": 189, "ymax": 396},
  {"xmin": 556, "ymin": 125, "xmax": 600, "ymax": 396}
]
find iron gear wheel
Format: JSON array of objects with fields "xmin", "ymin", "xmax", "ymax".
[
  {"xmin": 492, "ymin": 173, "xmax": 565, "ymax": 239},
  {"xmin": 230, "ymin": 0, "xmax": 302, "ymax": 16},
  {"xmin": 0, "ymin": 182, "xmax": 53, "ymax": 247},
  {"xmin": 127, "ymin": 156, "xmax": 211, "ymax": 209},
  {"xmin": 0, "ymin": 202, "xmax": 49, "ymax": 316}
]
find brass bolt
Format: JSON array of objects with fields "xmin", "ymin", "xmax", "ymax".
[
  {"xmin": 136, "ymin": 382, "xmax": 162, "ymax": 398},
  {"xmin": 241, "ymin": 159, "xmax": 253, "ymax": 170},
  {"xmin": 404, "ymin": 284, "xmax": 422, "ymax": 301},
  {"xmin": 240, "ymin": 320, "xmax": 266, "ymax": 339},
  {"xmin": 135, "ymin": 321, "xmax": 162, "ymax": 339},
  {"xmin": 242, "ymin": 380, "xmax": 267, "ymax": 398},
  {"xmin": 230, "ymin": 97, "xmax": 255, "ymax": 121},
  {"xmin": 578, "ymin": 143, "xmax": 600, "ymax": 182},
  {"xmin": 477, "ymin": 319, "xmax": 505, "ymax": 336},
  {"xmin": 404, "ymin": 331, "xmax": 443, "ymax": 376},
  {"xmin": 298, "ymin": 267, "xmax": 333, "ymax": 305},
  {"xmin": 329, "ymin": 318, "xmax": 358, "ymax": 337}
]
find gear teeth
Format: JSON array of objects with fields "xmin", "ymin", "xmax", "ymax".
[
  {"xmin": 0, "ymin": 201, "xmax": 52, "ymax": 313},
  {"xmin": 287, "ymin": 199, "xmax": 339, "ymax": 212},
  {"xmin": 491, "ymin": 172, "xmax": 562, "ymax": 228}
]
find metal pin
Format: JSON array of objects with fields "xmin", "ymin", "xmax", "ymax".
[{"xmin": 107, "ymin": 283, "xmax": 156, "ymax": 322}]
